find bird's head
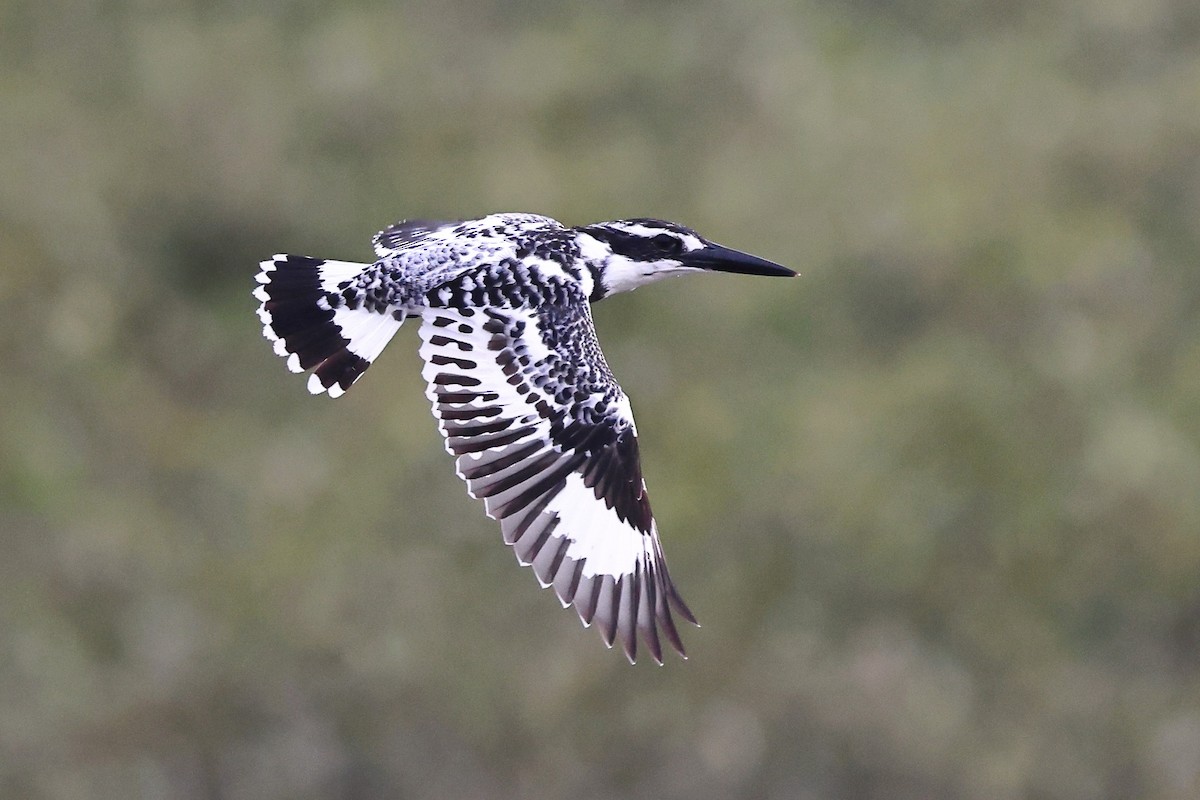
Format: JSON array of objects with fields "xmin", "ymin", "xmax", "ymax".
[{"xmin": 575, "ymin": 218, "xmax": 796, "ymax": 299}]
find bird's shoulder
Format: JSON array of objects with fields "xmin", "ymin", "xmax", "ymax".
[
  {"xmin": 372, "ymin": 219, "xmax": 459, "ymax": 256},
  {"xmin": 373, "ymin": 213, "xmax": 566, "ymax": 257}
]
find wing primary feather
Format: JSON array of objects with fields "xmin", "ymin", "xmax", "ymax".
[
  {"xmin": 576, "ymin": 574, "xmax": 602, "ymax": 626},
  {"xmin": 581, "ymin": 446, "xmax": 613, "ymax": 491},
  {"xmin": 659, "ymin": 565, "xmax": 698, "ymax": 627},
  {"xmin": 448, "ymin": 426, "xmax": 536, "ymax": 455},
  {"xmin": 490, "ymin": 458, "xmax": 581, "ymax": 519},
  {"xmin": 436, "ymin": 390, "xmax": 490, "ymax": 404},
  {"xmin": 589, "ymin": 452, "xmax": 620, "ymax": 507},
  {"xmin": 532, "ymin": 535, "xmax": 570, "ymax": 588},
  {"xmin": 432, "ymin": 372, "xmax": 482, "ymax": 387},
  {"xmin": 498, "ymin": 491, "xmax": 556, "ymax": 544},
  {"xmin": 618, "ymin": 570, "xmax": 639, "ymax": 664},
  {"xmin": 470, "ymin": 450, "xmax": 562, "ymax": 498},
  {"xmin": 457, "ymin": 439, "xmax": 545, "ymax": 480},
  {"xmin": 668, "ymin": 586, "xmax": 699, "ymax": 626},
  {"xmin": 441, "ymin": 417, "xmax": 514, "ymax": 437},
  {"xmin": 639, "ymin": 563, "xmax": 663, "ymax": 665},
  {"xmin": 656, "ymin": 579, "xmax": 688, "ymax": 659},
  {"xmin": 429, "ymin": 353, "xmax": 476, "ymax": 370},
  {"xmin": 438, "ymin": 405, "xmax": 503, "ymax": 421},
  {"xmin": 593, "ymin": 577, "xmax": 621, "ymax": 647},
  {"xmin": 553, "ymin": 557, "xmax": 585, "ymax": 607},
  {"xmin": 513, "ymin": 513, "xmax": 559, "ymax": 566}
]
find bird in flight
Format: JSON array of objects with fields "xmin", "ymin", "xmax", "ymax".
[{"xmin": 254, "ymin": 213, "xmax": 795, "ymax": 664}]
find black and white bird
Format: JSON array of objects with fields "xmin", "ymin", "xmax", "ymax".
[{"xmin": 254, "ymin": 213, "xmax": 795, "ymax": 664}]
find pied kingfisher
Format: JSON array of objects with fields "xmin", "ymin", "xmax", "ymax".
[{"xmin": 254, "ymin": 213, "xmax": 795, "ymax": 664}]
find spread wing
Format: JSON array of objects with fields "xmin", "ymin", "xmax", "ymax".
[{"xmin": 416, "ymin": 292, "xmax": 697, "ymax": 664}]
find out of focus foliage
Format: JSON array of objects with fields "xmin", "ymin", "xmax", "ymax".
[{"xmin": 3, "ymin": 1, "xmax": 1199, "ymax": 798}]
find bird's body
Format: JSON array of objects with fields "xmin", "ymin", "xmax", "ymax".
[{"xmin": 254, "ymin": 212, "xmax": 795, "ymax": 664}]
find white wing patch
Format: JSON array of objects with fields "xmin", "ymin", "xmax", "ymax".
[
  {"xmin": 417, "ymin": 304, "xmax": 696, "ymax": 664},
  {"xmin": 542, "ymin": 472, "xmax": 644, "ymax": 579}
]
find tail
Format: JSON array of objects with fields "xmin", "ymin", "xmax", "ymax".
[{"xmin": 253, "ymin": 254, "xmax": 406, "ymax": 398}]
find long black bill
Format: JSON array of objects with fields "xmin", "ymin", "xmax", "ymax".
[{"xmin": 683, "ymin": 244, "xmax": 797, "ymax": 278}]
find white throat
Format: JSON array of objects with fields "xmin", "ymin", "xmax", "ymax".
[{"xmin": 576, "ymin": 233, "xmax": 697, "ymax": 298}]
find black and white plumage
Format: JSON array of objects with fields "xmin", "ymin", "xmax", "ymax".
[{"xmin": 254, "ymin": 213, "xmax": 795, "ymax": 664}]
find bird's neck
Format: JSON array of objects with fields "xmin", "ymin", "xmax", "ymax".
[{"xmin": 575, "ymin": 232, "xmax": 674, "ymax": 299}]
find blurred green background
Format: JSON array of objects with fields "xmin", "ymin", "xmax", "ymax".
[{"xmin": 3, "ymin": 0, "xmax": 1200, "ymax": 797}]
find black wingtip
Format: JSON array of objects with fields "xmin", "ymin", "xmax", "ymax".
[{"xmin": 669, "ymin": 587, "xmax": 699, "ymax": 627}]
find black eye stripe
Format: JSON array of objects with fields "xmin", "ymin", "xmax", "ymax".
[
  {"xmin": 651, "ymin": 233, "xmax": 681, "ymax": 253},
  {"xmin": 583, "ymin": 224, "xmax": 692, "ymax": 261}
]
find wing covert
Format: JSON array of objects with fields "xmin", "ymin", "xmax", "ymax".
[{"xmin": 373, "ymin": 219, "xmax": 460, "ymax": 257}]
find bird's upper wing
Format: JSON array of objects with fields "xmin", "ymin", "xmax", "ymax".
[
  {"xmin": 373, "ymin": 214, "xmax": 563, "ymax": 258},
  {"xmin": 372, "ymin": 219, "xmax": 460, "ymax": 257},
  {"xmin": 416, "ymin": 289, "xmax": 696, "ymax": 664}
]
